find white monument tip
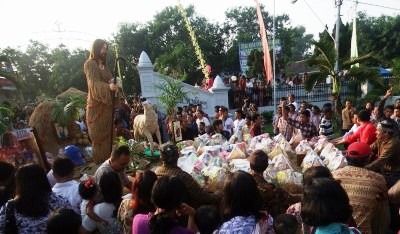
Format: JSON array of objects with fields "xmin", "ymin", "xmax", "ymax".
[
  {"xmin": 211, "ymin": 75, "xmax": 227, "ymax": 89},
  {"xmin": 138, "ymin": 51, "xmax": 154, "ymax": 68}
]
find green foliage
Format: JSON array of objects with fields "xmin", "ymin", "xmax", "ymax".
[
  {"xmin": 261, "ymin": 110, "xmax": 273, "ymax": 123},
  {"xmin": 0, "ymin": 106, "xmax": 14, "ymax": 134},
  {"xmin": 246, "ymin": 49, "xmax": 265, "ymax": 79},
  {"xmin": 50, "ymin": 96, "xmax": 86, "ymax": 127}
]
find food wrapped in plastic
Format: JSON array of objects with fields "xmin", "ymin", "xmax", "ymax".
[
  {"xmin": 264, "ymin": 166, "xmax": 279, "ymax": 184},
  {"xmin": 314, "ymin": 138, "xmax": 329, "ymax": 153},
  {"xmin": 276, "ymin": 169, "xmax": 303, "ymax": 194},
  {"xmin": 210, "ymin": 156, "xmax": 224, "ymax": 168},
  {"xmin": 199, "ymin": 145, "xmax": 223, "ymax": 157},
  {"xmin": 229, "ymin": 159, "xmax": 251, "ymax": 172},
  {"xmin": 295, "ymin": 140, "xmax": 313, "ymax": 155},
  {"xmin": 301, "ymin": 150, "xmax": 325, "ymax": 172},
  {"xmin": 177, "ymin": 152, "xmax": 199, "ymax": 174},
  {"xmin": 190, "ymin": 168, "xmax": 206, "ymax": 188},
  {"xmin": 180, "ymin": 146, "xmax": 197, "ymax": 156},
  {"xmin": 243, "ymin": 133, "xmax": 252, "ymax": 145},
  {"xmin": 289, "ymin": 129, "xmax": 303, "ymax": 146},
  {"xmin": 271, "ymin": 154, "xmax": 293, "ymax": 171},
  {"xmin": 326, "ymin": 152, "xmax": 347, "ymax": 171},
  {"xmin": 176, "ymin": 140, "xmax": 194, "ymax": 150},
  {"xmin": 267, "ymin": 145, "xmax": 287, "ymax": 160},
  {"xmin": 320, "ymin": 143, "xmax": 337, "ymax": 160},
  {"xmin": 279, "ymin": 138, "xmax": 294, "ymax": 154},
  {"xmin": 198, "ymin": 152, "xmax": 213, "ymax": 166},
  {"xmin": 202, "ymin": 166, "xmax": 229, "ymax": 191},
  {"xmin": 226, "ymin": 146, "xmax": 246, "ymax": 160},
  {"xmin": 273, "ymin": 133, "xmax": 286, "ymax": 143},
  {"xmin": 210, "ymin": 133, "xmax": 227, "ymax": 145}
]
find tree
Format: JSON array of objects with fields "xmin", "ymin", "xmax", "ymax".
[{"xmin": 305, "ymin": 33, "xmax": 382, "ymax": 125}]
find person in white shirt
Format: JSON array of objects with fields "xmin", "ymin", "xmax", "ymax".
[
  {"xmin": 233, "ymin": 109, "xmax": 246, "ymax": 136},
  {"xmin": 82, "ymin": 171, "xmax": 122, "ymax": 233},
  {"xmin": 52, "ymin": 157, "xmax": 81, "ymax": 214},
  {"xmin": 47, "ymin": 145, "xmax": 85, "ymax": 187},
  {"xmin": 219, "ymin": 106, "xmax": 234, "ymax": 135},
  {"xmin": 195, "ymin": 110, "xmax": 210, "ymax": 131},
  {"xmin": 288, "ymin": 93, "xmax": 299, "ymax": 111}
]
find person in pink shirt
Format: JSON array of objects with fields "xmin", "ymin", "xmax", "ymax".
[{"xmin": 336, "ymin": 109, "xmax": 377, "ymax": 145}]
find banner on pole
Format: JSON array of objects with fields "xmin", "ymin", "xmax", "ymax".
[{"xmin": 238, "ymin": 39, "xmax": 281, "ymax": 74}]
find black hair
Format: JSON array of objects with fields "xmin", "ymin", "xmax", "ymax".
[
  {"xmin": 252, "ymin": 113, "xmax": 260, "ymax": 122},
  {"xmin": 249, "ymin": 150, "xmax": 269, "ymax": 173},
  {"xmin": 283, "ymin": 105, "xmax": 290, "ymax": 111},
  {"xmin": 213, "ymin": 119, "xmax": 223, "ymax": 129},
  {"xmin": 346, "ymin": 157, "xmax": 369, "ymax": 168},
  {"xmin": 160, "ymin": 142, "xmax": 180, "ymax": 166},
  {"xmin": 235, "ymin": 109, "xmax": 244, "ymax": 117},
  {"xmin": 384, "ymin": 105, "xmax": 394, "ymax": 111},
  {"xmin": 14, "ymin": 164, "xmax": 52, "ymax": 217},
  {"xmin": 78, "ymin": 179, "xmax": 97, "ymax": 200},
  {"xmin": 199, "ymin": 122, "xmax": 205, "ymax": 126},
  {"xmin": 273, "ymin": 213, "xmax": 299, "ymax": 234},
  {"xmin": 221, "ymin": 171, "xmax": 262, "ymax": 222},
  {"xmin": 194, "ymin": 205, "xmax": 221, "ymax": 234},
  {"xmin": 149, "ymin": 176, "xmax": 187, "ymax": 234},
  {"xmin": 47, "ymin": 208, "xmax": 82, "ymax": 234},
  {"xmin": 99, "ymin": 172, "xmax": 122, "ymax": 217},
  {"xmin": 300, "ymin": 110, "xmax": 310, "ymax": 118},
  {"xmin": 358, "ymin": 109, "xmax": 371, "ymax": 122},
  {"xmin": 301, "ymin": 178, "xmax": 352, "ymax": 226},
  {"xmin": 111, "ymin": 145, "xmax": 130, "ymax": 159},
  {"xmin": 52, "ymin": 157, "xmax": 74, "ymax": 178},
  {"xmin": 312, "ymin": 105, "xmax": 320, "ymax": 112},
  {"xmin": 322, "ymin": 106, "xmax": 332, "ymax": 114},
  {"xmin": 0, "ymin": 161, "xmax": 15, "ymax": 182},
  {"xmin": 303, "ymin": 166, "xmax": 332, "ymax": 186},
  {"xmin": 280, "ymin": 97, "xmax": 287, "ymax": 101}
]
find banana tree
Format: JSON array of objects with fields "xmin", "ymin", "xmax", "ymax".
[{"xmin": 305, "ymin": 37, "xmax": 382, "ymax": 125}]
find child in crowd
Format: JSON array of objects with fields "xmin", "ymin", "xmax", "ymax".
[
  {"xmin": 47, "ymin": 208, "xmax": 82, "ymax": 234},
  {"xmin": 82, "ymin": 172, "xmax": 123, "ymax": 233},
  {"xmin": 52, "ymin": 157, "xmax": 81, "ymax": 214},
  {"xmin": 198, "ymin": 122, "xmax": 206, "ymax": 135},
  {"xmin": 319, "ymin": 107, "xmax": 334, "ymax": 140},
  {"xmin": 273, "ymin": 214, "xmax": 300, "ymax": 234},
  {"xmin": 194, "ymin": 205, "xmax": 221, "ymax": 234},
  {"xmin": 78, "ymin": 177, "xmax": 109, "ymax": 225}
]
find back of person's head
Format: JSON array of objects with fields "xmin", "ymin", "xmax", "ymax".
[
  {"xmin": 213, "ymin": 119, "xmax": 223, "ymax": 129},
  {"xmin": 160, "ymin": 142, "xmax": 180, "ymax": 166},
  {"xmin": 222, "ymin": 171, "xmax": 262, "ymax": 221},
  {"xmin": 357, "ymin": 109, "xmax": 371, "ymax": 122},
  {"xmin": 301, "ymin": 178, "xmax": 352, "ymax": 227},
  {"xmin": 131, "ymin": 170, "xmax": 157, "ymax": 214},
  {"xmin": 52, "ymin": 157, "xmax": 74, "ymax": 179},
  {"xmin": 99, "ymin": 171, "xmax": 122, "ymax": 205},
  {"xmin": 78, "ymin": 177, "xmax": 97, "ymax": 200},
  {"xmin": 274, "ymin": 214, "xmax": 299, "ymax": 234},
  {"xmin": 15, "ymin": 164, "xmax": 51, "ymax": 217},
  {"xmin": 47, "ymin": 208, "xmax": 82, "ymax": 234},
  {"xmin": 150, "ymin": 176, "xmax": 187, "ymax": 234},
  {"xmin": 0, "ymin": 161, "xmax": 15, "ymax": 183},
  {"xmin": 252, "ymin": 113, "xmax": 260, "ymax": 122},
  {"xmin": 248, "ymin": 150, "xmax": 269, "ymax": 173},
  {"xmin": 111, "ymin": 144, "xmax": 130, "ymax": 159},
  {"xmin": 151, "ymin": 176, "xmax": 186, "ymax": 211},
  {"xmin": 303, "ymin": 166, "xmax": 332, "ymax": 186},
  {"xmin": 195, "ymin": 205, "xmax": 221, "ymax": 234},
  {"xmin": 322, "ymin": 106, "xmax": 332, "ymax": 115}
]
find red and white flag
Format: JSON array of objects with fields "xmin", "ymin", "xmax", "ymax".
[{"xmin": 255, "ymin": 0, "xmax": 273, "ymax": 82}]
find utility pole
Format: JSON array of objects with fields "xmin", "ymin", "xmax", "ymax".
[{"xmin": 334, "ymin": 0, "xmax": 343, "ymax": 73}]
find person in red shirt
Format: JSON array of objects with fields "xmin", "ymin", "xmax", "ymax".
[
  {"xmin": 250, "ymin": 113, "xmax": 262, "ymax": 137},
  {"xmin": 336, "ymin": 109, "xmax": 377, "ymax": 145}
]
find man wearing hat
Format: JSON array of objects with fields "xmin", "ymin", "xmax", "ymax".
[
  {"xmin": 47, "ymin": 145, "xmax": 86, "ymax": 187},
  {"xmin": 332, "ymin": 142, "xmax": 389, "ymax": 234},
  {"xmin": 366, "ymin": 120, "xmax": 400, "ymax": 186}
]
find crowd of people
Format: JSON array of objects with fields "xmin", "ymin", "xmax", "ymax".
[{"xmin": 1, "ymin": 38, "xmax": 400, "ymax": 234}]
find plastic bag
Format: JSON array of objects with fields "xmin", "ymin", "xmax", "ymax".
[
  {"xmin": 301, "ymin": 150, "xmax": 325, "ymax": 172},
  {"xmin": 202, "ymin": 166, "xmax": 229, "ymax": 191},
  {"xmin": 226, "ymin": 146, "xmax": 245, "ymax": 160},
  {"xmin": 295, "ymin": 140, "xmax": 313, "ymax": 155},
  {"xmin": 229, "ymin": 159, "xmax": 251, "ymax": 172},
  {"xmin": 177, "ymin": 152, "xmax": 199, "ymax": 174}
]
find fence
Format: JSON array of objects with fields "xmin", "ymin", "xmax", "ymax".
[{"xmin": 229, "ymin": 81, "xmax": 357, "ymax": 109}]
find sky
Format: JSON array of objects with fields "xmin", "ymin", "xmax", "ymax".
[{"xmin": 1, "ymin": 0, "xmax": 399, "ymax": 51}]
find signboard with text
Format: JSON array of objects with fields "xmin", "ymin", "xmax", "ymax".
[{"xmin": 238, "ymin": 39, "xmax": 281, "ymax": 74}]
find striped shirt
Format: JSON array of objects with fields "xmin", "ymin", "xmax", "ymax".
[{"xmin": 319, "ymin": 117, "xmax": 334, "ymax": 139}]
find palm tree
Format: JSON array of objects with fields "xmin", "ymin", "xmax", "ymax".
[{"xmin": 304, "ymin": 35, "xmax": 382, "ymax": 124}]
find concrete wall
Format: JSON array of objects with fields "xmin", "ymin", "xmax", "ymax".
[{"xmin": 137, "ymin": 51, "xmax": 229, "ymax": 116}]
